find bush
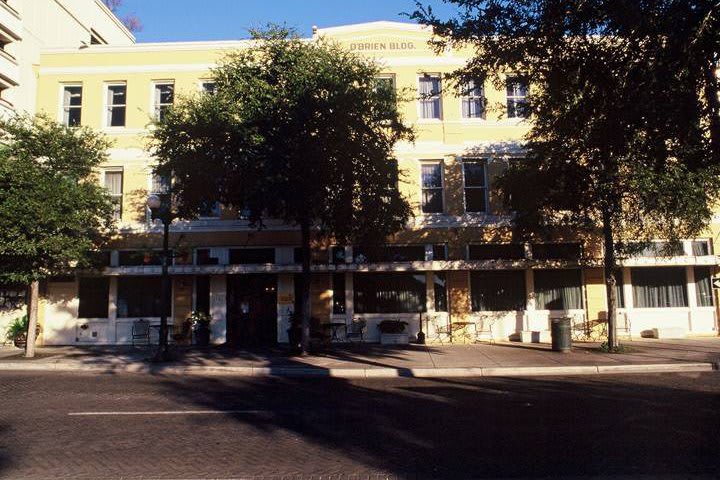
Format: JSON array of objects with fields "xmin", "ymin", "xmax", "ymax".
[
  {"xmin": 377, "ymin": 320, "xmax": 408, "ymax": 334},
  {"xmin": 5, "ymin": 315, "xmax": 28, "ymax": 342}
]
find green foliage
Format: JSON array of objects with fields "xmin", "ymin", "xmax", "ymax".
[
  {"xmin": 599, "ymin": 342, "xmax": 631, "ymax": 354},
  {"xmin": 151, "ymin": 27, "xmax": 414, "ymax": 249},
  {"xmin": 413, "ymin": 1, "xmax": 720, "ymax": 255},
  {"xmin": 5, "ymin": 315, "xmax": 28, "ymax": 341},
  {"xmin": 377, "ymin": 320, "xmax": 408, "ymax": 334},
  {"xmin": 0, "ymin": 115, "xmax": 115, "ymax": 284}
]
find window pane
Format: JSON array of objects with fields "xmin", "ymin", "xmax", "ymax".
[
  {"xmin": 463, "ymin": 162, "xmax": 486, "ymax": 187},
  {"xmin": 468, "ymin": 244, "xmax": 525, "ymax": 260},
  {"xmin": 532, "ymin": 243, "xmax": 582, "ymax": 260},
  {"xmin": 109, "ymin": 106, "xmax": 126, "ymax": 127},
  {"xmin": 354, "ymin": 273, "xmax": 427, "ymax": 313},
  {"xmin": 108, "ymin": 85, "xmax": 126, "ymax": 105},
  {"xmin": 104, "ymin": 171, "xmax": 122, "ymax": 195},
  {"xmin": 118, "ymin": 250, "xmax": 164, "ymax": 266},
  {"xmin": 613, "ymin": 269, "xmax": 625, "ymax": 309},
  {"xmin": 422, "ymin": 189, "xmax": 443, "ymax": 213},
  {"xmin": 202, "ymin": 82, "xmax": 216, "ymax": 95},
  {"xmin": 471, "ymin": 270, "xmax": 526, "ymax": 311},
  {"xmin": 65, "ymin": 86, "xmax": 82, "ymax": 106},
  {"xmin": 195, "ymin": 275, "xmax": 210, "ymax": 315},
  {"xmin": 117, "ymin": 277, "xmax": 168, "ymax": 318},
  {"xmin": 157, "ymin": 84, "xmax": 174, "ymax": 104},
  {"xmin": 229, "ymin": 248, "xmax": 275, "ymax": 264},
  {"xmin": 433, "ymin": 272, "xmax": 448, "ymax": 312},
  {"xmin": 66, "ymin": 108, "xmax": 81, "ymax": 127},
  {"xmin": 78, "ymin": 277, "xmax": 109, "ymax": 318},
  {"xmin": 464, "ymin": 188, "xmax": 487, "ymax": 213},
  {"xmin": 631, "ymin": 267, "xmax": 688, "ymax": 308},
  {"xmin": 332, "ymin": 273, "xmax": 346, "ymax": 314},
  {"xmin": 695, "ymin": 267, "xmax": 714, "ymax": 307},
  {"xmin": 433, "ymin": 244, "xmax": 447, "ymax": 261},
  {"xmin": 692, "ymin": 241, "xmax": 710, "ymax": 256},
  {"xmin": 534, "ymin": 269, "xmax": 583, "ymax": 310},
  {"xmin": 421, "ymin": 164, "xmax": 442, "ymax": 188}
]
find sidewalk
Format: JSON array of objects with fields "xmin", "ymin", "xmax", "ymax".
[{"xmin": 0, "ymin": 337, "xmax": 718, "ymax": 378}]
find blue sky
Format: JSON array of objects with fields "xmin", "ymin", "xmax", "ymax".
[{"xmin": 116, "ymin": 0, "xmax": 455, "ymax": 42}]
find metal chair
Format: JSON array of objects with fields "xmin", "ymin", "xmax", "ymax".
[
  {"xmin": 427, "ymin": 315, "xmax": 451, "ymax": 344},
  {"xmin": 131, "ymin": 319, "xmax": 150, "ymax": 345},
  {"xmin": 346, "ymin": 318, "xmax": 367, "ymax": 343}
]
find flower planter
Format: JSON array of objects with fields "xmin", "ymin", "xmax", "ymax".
[{"xmin": 380, "ymin": 333, "xmax": 409, "ymax": 345}]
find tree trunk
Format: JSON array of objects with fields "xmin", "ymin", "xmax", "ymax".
[
  {"xmin": 24, "ymin": 280, "xmax": 39, "ymax": 358},
  {"xmin": 602, "ymin": 210, "xmax": 618, "ymax": 349},
  {"xmin": 299, "ymin": 218, "xmax": 312, "ymax": 355}
]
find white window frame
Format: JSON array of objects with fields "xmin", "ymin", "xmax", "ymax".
[
  {"xmin": 419, "ymin": 160, "xmax": 445, "ymax": 214},
  {"xmin": 375, "ymin": 74, "xmax": 396, "ymax": 93},
  {"xmin": 506, "ymin": 75, "xmax": 529, "ymax": 120},
  {"xmin": 59, "ymin": 83, "xmax": 83, "ymax": 127},
  {"xmin": 460, "ymin": 79, "xmax": 485, "ymax": 120},
  {"xmin": 103, "ymin": 167, "xmax": 124, "ymax": 222},
  {"xmin": 461, "ymin": 158, "xmax": 489, "ymax": 213},
  {"xmin": 151, "ymin": 81, "xmax": 175, "ymax": 121},
  {"xmin": 417, "ymin": 74, "xmax": 442, "ymax": 121},
  {"xmin": 102, "ymin": 82, "xmax": 127, "ymax": 129}
]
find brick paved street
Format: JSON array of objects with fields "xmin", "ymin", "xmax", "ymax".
[{"xmin": 0, "ymin": 371, "xmax": 718, "ymax": 479}]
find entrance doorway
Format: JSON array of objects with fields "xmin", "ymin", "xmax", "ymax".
[{"xmin": 227, "ymin": 274, "xmax": 278, "ymax": 346}]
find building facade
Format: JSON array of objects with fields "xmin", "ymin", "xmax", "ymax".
[
  {"xmin": 20, "ymin": 21, "xmax": 720, "ymax": 346},
  {"xmin": 0, "ymin": 0, "xmax": 134, "ymax": 340}
]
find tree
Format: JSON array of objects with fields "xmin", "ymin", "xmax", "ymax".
[
  {"xmin": 413, "ymin": 1, "xmax": 720, "ymax": 348},
  {"xmin": 0, "ymin": 115, "xmax": 115, "ymax": 357},
  {"xmin": 152, "ymin": 27, "xmax": 413, "ymax": 353},
  {"xmin": 102, "ymin": 0, "xmax": 142, "ymax": 33}
]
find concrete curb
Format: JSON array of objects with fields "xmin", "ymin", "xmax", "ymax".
[{"xmin": 0, "ymin": 361, "xmax": 715, "ymax": 378}]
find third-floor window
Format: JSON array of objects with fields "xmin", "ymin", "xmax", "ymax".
[
  {"xmin": 103, "ymin": 168, "xmax": 123, "ymax": 221},
  {"xmin": 62, "ymin": 85, "xmax": 82, "ymax": 127},
  {"xmin": 506, "ymin": 76, "xmax": 529, "ymax": 119},
  {"xmin": 461, "ymin": 79, "xmax": 485, "ymax": 119},
  {"xmin": 418, "ymin": 74, "xmax": 441, "ymax": 119},
  {"xmin": 105, "ymin": 83, "xmax": 127, "ymax": 127},
  {"xmin": 153, "ymin": 82, "xmax": 174, "ymax": 121}
]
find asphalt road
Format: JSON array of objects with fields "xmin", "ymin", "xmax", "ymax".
[{"xmin": 0, "ymin": 371, "xmax": 718, "ymax": 479}]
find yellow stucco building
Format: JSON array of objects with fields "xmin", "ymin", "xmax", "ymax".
[{"xmin": 23, "ymin": 21, "xmax": 720, "ymax": 346}]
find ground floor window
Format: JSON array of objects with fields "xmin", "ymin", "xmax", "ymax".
[
  {"xmin": 195, "ymin": 276, "xmax": 210, "ymax": 315},
  {"xmin": 332, "ymin": 273, "xmax": 346, "ymax": 314},
  {"xmin": 471, "ymin": 270, "xmax": 526, "ymax": 311},
  {"xmin": 612, "ymin": 269, "xmax": 625, "ymax": 309},
  {"xmin": 117, "ymin": 277, "xmax": 168, "ymax": 318},
  {"xmin": 78, "ymin": 277, "xmax": 109, "ymax": 318},
  {"xmin": 433, "ymin": 272, "xmax": 448, "ymax": 312},
  {"xmin": 631, "ymin": 267, "xmax": 688, "ymax": 308},
  {"xmin": 534, "ymin": 269, "xmax": 583, "ymax": 310},
  {"xmin": 354, "ymin": 273, "xmax": 426, "ymax": 313},
  {"xmin": 694, "ymin": 267, "xmax": 714, "ymax": 307}
]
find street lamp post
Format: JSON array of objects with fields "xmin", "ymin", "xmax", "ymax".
[{"xmin": 147, "ymin": 194, "xmax": 172, "ymax": 361}]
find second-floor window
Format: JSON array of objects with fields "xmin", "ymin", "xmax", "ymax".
[
  {"xmin": 105, "ymin": 84, "xmax": 127, "ymax": 127},
  {"xmin": 421, "ymin": 162, "xmax": 444, "ymax": 213},
  {"xmin": 153, "ymin": 82, "xmax": 174, "ymax": 121},
  {"xmin": 201, "ymin": 81, "xmax": 216, "ymax": 95},
  {"xmin": 62, "ymin": 85, "xmax": 82, "ymax": 127},
  {"xmin": 104, "ymin": 169, "xmax": 123, "ymax": 221},
  {"xmin": 418, "ymin": 74, "xmax": 441, "ymax": 119},
  {"xmin": 461, "ymin": 79, "xmax": 485, "ymax": 119},
  {"xmin": 506, "ymin": 76, "xmax": 529, "ymax": 119},
  {"xmin": 463, "ymin": 160, "xmax": 488, "ymax": 213}
]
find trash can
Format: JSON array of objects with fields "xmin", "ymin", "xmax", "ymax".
[{"xmin": 551, "ymin": 317, "xmax": 572, "ymax": 352}]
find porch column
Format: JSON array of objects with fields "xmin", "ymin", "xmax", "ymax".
[
  {"xmin": 108, "ymin": 277, "xmax": 118, "ymax": 344},
  {"xmin": 209, "ymin": 275, "xmax": 227, "ymax": 344}
]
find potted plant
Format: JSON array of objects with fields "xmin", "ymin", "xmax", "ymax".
[
  {"xmin": 5, "ymin": 315, "xmax": 40, "ymax": 349},
  {"xmin": 189, "ymin": 311, "xmax": 212, "ymax": 347},
  {"xmin": 377, "ymin": 320, "xmax": 409, "ymax": 345},
  {"xmin": 286, "ymin": 312, "xmax": 302, "ymax": 353}
]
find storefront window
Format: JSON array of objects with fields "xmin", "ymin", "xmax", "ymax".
[
  {"xmin": 471, "ymin": 270, "xmax": 526, "ymax": 311},
  {"xmin": 631, "ymin": 267, "xmax": 688, "ymax": 308},
  {"xmin": 354, "ymin": 273, "xmax": 427, "ymax": 313},
  {"xmin": 534, "ymin": 269, "xmax": 583, "ymax": 310},
  {"xmin": 117, "ymin": 277, "xmax": 168, "ymax": 317},
  {"xmin": 78, "ymin": 277, "xmax": 109, "ymax": 318}
]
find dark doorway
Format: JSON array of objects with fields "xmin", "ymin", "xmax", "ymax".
[{"xmin": 227, "ymin": 274, "xmax": 278, "ymax": 346}]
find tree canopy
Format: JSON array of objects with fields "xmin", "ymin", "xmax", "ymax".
[
  {"xmin": 0, "ymin": 115, "xmax": 115, "ymax": 285},
  {"xmin": 152, "ymin": 27, "xmax": 414, "ymax": 351},
  {"xmin": 413, "ymin": 0, "xmax": 720, "ymax": 347}
]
